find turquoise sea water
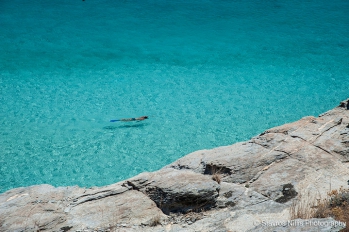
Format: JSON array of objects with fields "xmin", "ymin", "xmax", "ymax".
[{"xmin": 0, "ymin": 0, "xmax": 348, "ymax": 193}]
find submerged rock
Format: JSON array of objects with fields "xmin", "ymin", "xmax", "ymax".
[{"xmin": 1, "ymin": 98, "xmax": 348, "ymax": 231}]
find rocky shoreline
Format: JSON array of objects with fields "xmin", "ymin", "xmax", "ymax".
[{"xmin": 1, "ymin": 99, "xmax": 349, "ymax": 232}]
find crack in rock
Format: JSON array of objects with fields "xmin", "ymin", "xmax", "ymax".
[{"xmin": 70, "ymin": 187, "xmax": 129, "ymax": 207}]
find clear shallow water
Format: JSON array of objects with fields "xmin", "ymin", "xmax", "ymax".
[{"xmin": 0, "ymin": 0, "xmax": 348, "ymax": 193}]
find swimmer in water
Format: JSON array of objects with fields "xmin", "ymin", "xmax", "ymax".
[{"xmin": 110, "ymin": 116, "xmax": 148, "ymax": 122}]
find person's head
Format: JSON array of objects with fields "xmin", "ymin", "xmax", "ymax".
[{"xmin": 143, "ymin": 116, "xmax": 148, "ymax": 119}]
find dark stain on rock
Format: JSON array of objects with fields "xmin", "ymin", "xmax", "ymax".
[
  {"xmin": 225, "ymin": 201, "xmax": 236, "ymax": 207},
  {"xmin": 60, "ymin": 226, "xmax": 73, "ymax": 232},
  {"xmin": 223, "ymin": 191, "xmax": 233, "ymax": 198},
  {"xmin": 275, "ymin": 183, "xmax": 298, "ymax": 203}
]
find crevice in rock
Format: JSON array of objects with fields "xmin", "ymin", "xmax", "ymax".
[
  {"xmin": 273, "ymin": 149, "xmax": 292, "ymax": 157},
  {"xmin": 248, "ymin": 171, "xmax": 264, "ymax": 184},
  {"xmin": 249, "ymin": 140, "xmax": 278, "ymax": 150},
  {"xmin": 333, "ymin": 149, "xmax": 349, "ymax": 161},
  {"xmin": 169, "ymin": 164, "xmax": 190, "ymax": 171},
  {"xmin": 251, "ymin": 135, "xmax": 304, "ymax": 160},
  {"xmin": 256, "ymin": 191, "xmax": 272, "ymax": 200},
  {"xmin": 247, "ymin": 150, "xmax": 290, "ymax": 185},
  {"xmin": 290, "ymin": 135, "xmax": 307, "ymax": 141},
  {"xmin": 307, "ymin": 118, "xmax": 344, "ymax": 157},
  {"xmin": 168, "ymin": 159, "xmax": 206, "ymax": 174},
  {"xmin": 145, "ymin": 186, "xmax": 217, "ymax": 215},
  {"xmin": 288, "ymin": 133, "xmax": 336, "ymax": 158},
  {"xmin": 270, "ymin": 118, "xmax": 343, "ymax": 149},
  {"xmin": 122, "ymin": 178, "xmax": 220, "ymax": 216},
  {"xmin": 312, "ymin": 144, "xmax": 333, "ymax": 156},
  {"xmin": 72, "ymin": 190, "xmax": 112, "ymax": 201},
  {"xmin": 204, "ymin": 164, "xmax": 232, "ymax": 176},
  {"xmin": 122, "ymin": 181, "xmax": 140, "ymax": 191},
  {"xmin": 70, "ymin": 189, "xmax": 129, "ymax": 207},
  {"xmin": 259, "ymin": 130, "xmax": 289, "ymax": 136},
  {"xmin": 316, "ymin": 118, "xmax": 342, "ymax": 136}
]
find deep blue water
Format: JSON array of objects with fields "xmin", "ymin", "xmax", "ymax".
[{"xmin": 0, "ymin": 0, "xmax": 348, "ymax": 193}]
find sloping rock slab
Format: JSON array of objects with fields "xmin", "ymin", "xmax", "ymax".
[
  {"xmin": 66, "ymin": 190, "xmax": 165, "ymax": 230},
  {"xmin": 0, "ymin": 184, "xmax": 79, "ymax": 231},
  {"xmin": 0, "ymin": 184, "xmax": 166, "ymax": 231}
]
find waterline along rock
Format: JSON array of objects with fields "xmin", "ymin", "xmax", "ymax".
[{"xmin": 1, "ymin": 98, "xmax": 348, "ymax": 231}]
